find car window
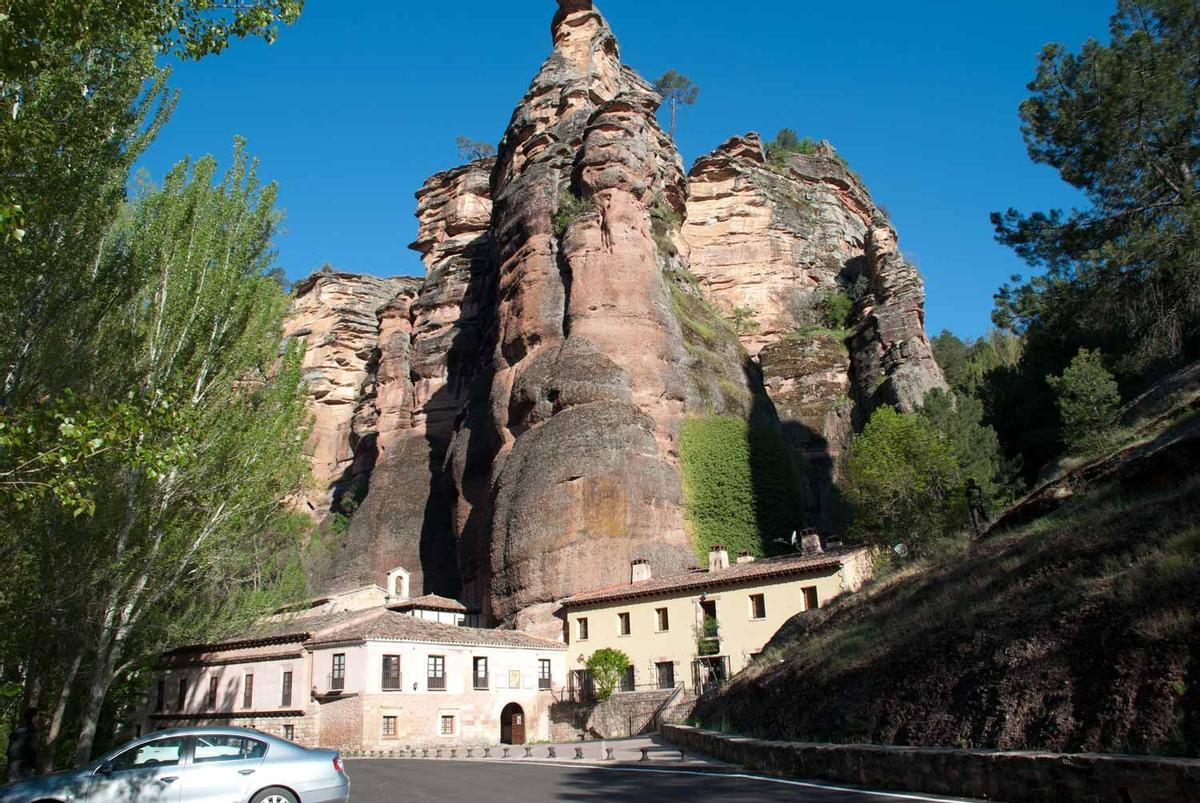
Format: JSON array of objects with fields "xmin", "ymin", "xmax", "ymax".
[
  {"xmin": 193, "ymin": 735, "xmax": 267, "ymax": 764},
  {"xmin": 108, "ymin": 736, "xmax": 186, "ymax": 771}
]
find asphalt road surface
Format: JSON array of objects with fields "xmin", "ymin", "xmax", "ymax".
[{"xmin": 344, "ymin": 759, "xmax": 976, "ymax": 803}]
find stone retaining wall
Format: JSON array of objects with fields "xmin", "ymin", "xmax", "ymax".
[{"xmin": 661, "ymin": 725, "xmax": 1200, "ymax": 803}]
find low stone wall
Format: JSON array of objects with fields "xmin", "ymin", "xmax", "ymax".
[
  {"xmin": 661, "ymin": 725, "xmax": 1200, "ymax": 803},
  {"xmin": 549, "ymin": 689, "xmax": 699, "ymax": 742}
]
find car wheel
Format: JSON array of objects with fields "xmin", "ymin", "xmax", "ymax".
[{"xmin": 250, "ymin": 787, "xmax": 299, "ymax": 803}]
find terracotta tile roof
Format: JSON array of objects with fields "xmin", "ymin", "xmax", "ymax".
[
  {"xmin": 559, "ymin": 547, "xmax": 867, "ymax": 608},
  {"xmin": 162, "ymin": 608, "xmax": 381, "ymax": 654},
  {"xmin": 308, "ymin": 609, "xmax": 565, "ymax": 651},
  {"xmin": 388, "ymin": 594, "xmax": 470, "ymax": 614}
]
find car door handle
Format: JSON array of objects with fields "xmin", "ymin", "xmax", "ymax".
[
  {"xmin": 159, "ymin": 777, "xmax": 179, "ymax": 784},
  {"xmin": 239, "ymin": 769, "xmax": 256, "ymax": 775}
]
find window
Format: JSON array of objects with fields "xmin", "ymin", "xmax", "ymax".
[
  {"xmin": 176, "ymin": 678, "xmax": 187, "ymax": 711},
  {"xmin": 382, "ymin": 656, "xmax": 401, "ymax": 691},
  {"xmin": 331, "ymin": 653, "xmax": 345, "ymax": 691},
  {"xmin": 242, "ymin": 674, "xmax": 254, "ymax": 709},
  {"xmin": 576, "ymin": 617, "xmax": 589, "ymax": 641},
  {"xmin": 207, "ymin": 676, "xmax": 218, "ymax": 709},
  {"xmin": 803, "ymin": 586, "xmax": 819, "ymax": 610},
  {"xmin": 700, "ymin": 599, "xmax": 719, "ymax": 638},
  {"xmin": 655, "ymin": 607, "xmax": 669, "ymax": 632},
  {"xmin": 427, "ymin": 655, "xmax": 446, "ymax": 690},
  {"xmin": 538, "ymin": 659, "xmax": 552, "ymax": 690},
  {"xmin": 382, "ymin": 716, "xmax": 397, "ymax": 738},
  {"xmin": 619, "ymin": 665, "xmax": 635, "ymax": 693},
  {"xmin": 193, "ymin": 735, "xmax": 266, "ymax": 764},
  {"xmin": 281, "ymin": 670, "xmax": 293, "ymax": 707},
  {"xmin": 283, "ymin": 724, "xmax": 295, "ymax": 741},
  {"xmin": 154, "ymin": 679, "xmax": 165, "ymax": 712},
  {"xmin": 440, "ymin": 714, "xmax": 456, "ymax": 736},
  {"xmin": 108, "ymin": 736, "xmax": 186, "ymax": 772},
  {"xmin": 618, "ymin": 611, "xmax": 631, "ymax": 636},
  {"xmin": 656, "ymin": 661, "xmax": 675, "ymax": 690},
  {"xmin": 573, "ymin": 669, "xmax": 594, "ymax": 701},
  {"xmin": 749, "ymin": 593, "xmax": 766, "ymax": 620},
  {"xmin": 473, "ymin": 657, "xmax": 488, "ymax": 690}
]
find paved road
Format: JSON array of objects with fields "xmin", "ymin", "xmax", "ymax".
[{"xmin": 344, "ymin": 759, "xmax": 976, "ymax": 802}]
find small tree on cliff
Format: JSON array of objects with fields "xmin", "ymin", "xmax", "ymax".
[
  {"xmin": 456, "ymin": 136, "xmax": 496, "ymax": 161},
  {"xmin": 653, "ymin": 70, "xmax": 699, "ymax": 138},
  {"xmin": 585, "ymin": 648, "xmax": 631, "ymax": 701}
]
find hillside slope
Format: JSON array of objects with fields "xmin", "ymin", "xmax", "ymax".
[{"xmin": 695, "ymin": 403, "xmax": 1200, "ymax": 756}]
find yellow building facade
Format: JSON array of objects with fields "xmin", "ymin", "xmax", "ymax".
[{"xmin": 560, "ymin": 545, "xmax": 872, "ymax": 694}]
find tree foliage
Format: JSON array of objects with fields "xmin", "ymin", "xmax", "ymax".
[
  {"xmin": 844, "ymin": 407, "xmax": 962, "ymax": 551},
  {"xmin": 1047, "ymin": 348, "xmax": 1122, "ymax": 456},
  {"xmin": 992, "ymin": 0, "xmax": 1200, "ymax": 369},
  {"xmin": 680, "ymin": 417, "xmax": 803, "ymax": 561},
  {"xmin": 456, "ymin": 135, "xmax": 496, "ymax": 161},
  {"xmin": 0, "ymin": 0, "xmax": 304, "ymax": 78},
  {"xmin": 585, "ymin": 648, "xmax": 631, "ymax": 702},
  {"xmin": 653, "ymin": 69, "xmax": 698, "ymax": 138},
  {"xmin": 0, "ymin": 145, "xmax": 311, "ymax": 765},
  {"xmin": 766, "ymin": 128, "xmax": 818, "ymax": 167}
]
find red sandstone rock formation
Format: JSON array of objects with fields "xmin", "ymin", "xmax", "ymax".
[
  {"xmin": 684, "ymin": 134, "xmax": 947, "ymax": 526},
  {"xmin": 283, "ymin": 272, "xmax": 416, "ymax": 514},
  {"xmin": 449, "ymin": 0, "xmax": 757, "ymax": 631},
  {"xmin": 288, "ymin": 2, "xmax": 945, "ymax": 627}
]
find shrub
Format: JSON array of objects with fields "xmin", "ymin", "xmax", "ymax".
[
  {"xmin": 650, "ymin": 196, "xmax": 682, "ymax": 257},
  {"xmin": 766, "ymin": 128, "xmax": 819, "ymax": 167},
  {"xmin": 1047, "ymin": 348, "xmax": 1121, "ymax": 457},
  {"xmin": 585, "ymin": 648, "xmax": 631, "ymax": 701},
  {"xmin": 680, "ymin": 417, "xmax": 804, "ymax": 560},
  {"xmin": 553, "ymin": 188, "xmax": 597, "ymax": 237},
  {"xmin": 817, "ymin": 290, "xmax": 853, "ymax": 329},
  {"xmin": 728, "ymin": 305, "xmax": 760, "ymax": 335}
]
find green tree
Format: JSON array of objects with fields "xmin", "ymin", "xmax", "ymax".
[
  {"xmin": 766, "ymin": 128, "xmax": 818, "ymax": 160},
  {"xmin": 585, "ymin": 648, "xmax": 631, "ymax": 702},
  {"xmin": 0, "ymin": 0, "xmax": 304, "ymax": 78},
  {"xmin": 0, "ymin": 145, "xmax": 311, "ymax": 764},
  {"xmin": 919, "ymin": 388, "xmax": 1020, "ymax": 510},
  {"xmin": 1047, "ymin": 348, "xmax": 1121, "ymax": 456},
  {"xmin": 844, "ymin": 407, "xmax": 962, "ymax": 550},
  {"xmin": 992, "ymin": 0, "xmax": 1200, "ymax": 369},
  {"xmin": 456, "ymin": 135, "xmax": 496, "ymax": 161},
  {"xmin": 653, "ymin": 69, "xmax": 699, "ymax": 138}
]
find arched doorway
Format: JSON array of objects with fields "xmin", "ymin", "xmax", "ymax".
[{"xmin": 500, "ymin": 703, "xmax": 526, "ymax": 745}]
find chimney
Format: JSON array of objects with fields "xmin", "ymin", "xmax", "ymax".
[
  {"xmin": 800, "ymin": 529, "xmax": 823, "ymax": 556},
  {"xmin": 708, "ymin": 545, "xmax": 730, "ymax": 573},
  {"xmin": 736, "ymin": 551, "xmax": 756, "ymax": 564},
  {"xmin": 630, "ymin": 559, "xmax": 652, "ymax": 584}
]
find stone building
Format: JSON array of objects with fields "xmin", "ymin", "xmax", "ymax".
[
  {"xmin": 140, "ymin": 572, "xmax": 565, "ymax": 748},
  {"xmin": 559, "ymin": 542, "xmax": 872, "ymax": 696}
]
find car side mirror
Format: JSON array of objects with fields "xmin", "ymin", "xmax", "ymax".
[{"xmin": 97, "ymin": 761, "xmax": 114, "ymax": 775}]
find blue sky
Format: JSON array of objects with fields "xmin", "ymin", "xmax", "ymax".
[{"xmin": 136, "ymin": 1, "xmax": 1114, "ymax": 339}]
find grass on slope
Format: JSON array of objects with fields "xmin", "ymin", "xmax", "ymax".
[{"xmin": 697, "ymin": 459, "xmax": 1200, "ymax": 756}]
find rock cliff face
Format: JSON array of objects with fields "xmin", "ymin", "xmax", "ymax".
[
  {"xmin": 450, "ymin": 0, "xmax": 758, "ymax": 632},
  {"xmin": 683, "ymin": 134, "xmax": 946, "ymax": 525},
  {"xmin": 287, "ymin": 1, "xmax": 946, "ymax": 627},
  {"xmin": 283, "ymin": 272, "xmax": 416, "ymax": 514}
]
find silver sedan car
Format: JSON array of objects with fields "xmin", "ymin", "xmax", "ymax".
[{"xmin": 0, "ymin": 726, "xmax": 348, "ymax": 803}]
